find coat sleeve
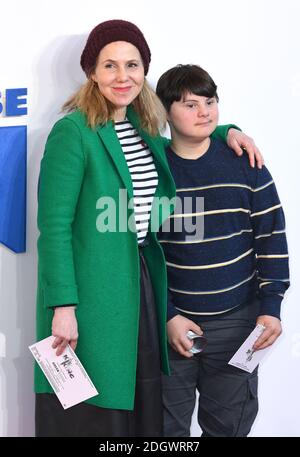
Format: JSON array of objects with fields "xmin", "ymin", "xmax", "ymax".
[
  {"xmin": 37, "ymin": 117, "xmax": 86, "ymax": 308},
  {"xmin": 211, "ymin": 124, "xmax": 241, "ymax": 142},
  {"xmin": 162, "ymin": 125, "xmax": 241, "ymax": 147}
]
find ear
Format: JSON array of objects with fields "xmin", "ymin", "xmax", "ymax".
[{"xmin": 165, "ymin": 103, "xmax": 174, "ymax": 123}]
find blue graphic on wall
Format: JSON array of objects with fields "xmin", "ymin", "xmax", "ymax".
[
  {"xmin": 0, "ymin": 88, "xmax": 28, "ymax": 116},
  {"xmin": 0, "ymin": 125, "xmax": 27, "ymax": 253}
]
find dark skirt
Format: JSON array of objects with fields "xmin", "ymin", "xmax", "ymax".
[{"xmin": 35, "ymin": 247, "xmax": 163, "ymax": 437}]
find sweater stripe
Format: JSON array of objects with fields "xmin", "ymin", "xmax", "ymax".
[
  {"xmin": 256, "ymin": 254, "xmax": 289, "ymax": 259},
  {"xmin": 159, "ymin": 139, "xmax": 289, "ymax": 320},
  {"xmin": 176, "ymin": 180, "xmax": 274, "ymax": 193},
  {"xmin": 170, "ymin": 208, "xmax": 250, "ymax": 218},
  {"xmin": 166, "ymin": 248, "xmax": 253, "ymax": 270},
  {"xmin": 114, "ymin": 120, "xmax": 158, "ymax": 244},
  {"xmin": 259, "ymin": 282, "xmax": 272, "ymax": 288},
  {"xmin": 159, "ymin": 228, "xmax": 253, "ymax": 244},
  {"xmin": 169, "ymin": 271, "xmax": 256, "ymax": 295},
  {"xmin": 251, "ymin": 204, "xmax": 282, "ymax": 217},
  {"xmin": 175, "ymin": 305, "xmax": 238, "ymax": 316},
  {"xmin": 254, "ymin": 229, "xmax": 286, "ymax": 239}
]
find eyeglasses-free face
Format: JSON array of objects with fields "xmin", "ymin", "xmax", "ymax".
[{"xmin": 92, "ymin": 41, "xmax": 145, "ymax": 121}]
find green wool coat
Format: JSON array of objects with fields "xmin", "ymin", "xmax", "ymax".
[{"xmin": 35, "ymin": 105, "xmax": 232, "ymax": 410}]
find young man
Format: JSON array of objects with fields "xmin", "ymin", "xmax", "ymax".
[{"xmin": 156, "ymin": 65, "xmax": 290, "ymax": 437}]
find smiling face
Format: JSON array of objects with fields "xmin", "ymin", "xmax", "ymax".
[
  {"xmin": 91, "ymin": 41, "xmax": 145, "ymax": 120},
  {"xmin": 168, "ymin": 92, "xmax": 219, "ymax": 143}
]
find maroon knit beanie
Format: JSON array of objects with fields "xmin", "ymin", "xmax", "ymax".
[{"xmin": 80, "ymin": 19, "xmax": 151, "ymax": 76}]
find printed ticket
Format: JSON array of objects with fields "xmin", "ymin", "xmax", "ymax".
[
  {"xmin": 228, "ymin": 324, "xmax": 269, "ymax": 373},
  {"xmin": 29, "ymin": 336, "xmax": 98, "ymax": 409}
]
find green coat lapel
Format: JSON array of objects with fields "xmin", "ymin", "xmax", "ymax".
[
  {"xmin": 126, "ymin": 106, "xmax": 175, "ymax": 202},
  {"xmin": 127, "ymin": 106, "xmax": 176, "ymax": 231},
  {"xmin": 96, "ymin": 106, "xmax": 176, "ymax": 230},
  {"xmin": 96, "ymin": 121, "xmax": 134, "ymax": 199}
]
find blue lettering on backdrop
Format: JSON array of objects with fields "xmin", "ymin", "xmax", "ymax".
[
  {"xmin": 0, "ymin": 126, "xmax": 27, "ymax": 253},
  {"xmin": 6, "ymin": 88, "xmax": 28, "ymax": 116},
  {"xmin": 0, "ymin": 88, "xmax": 27, "ymax": 253}
]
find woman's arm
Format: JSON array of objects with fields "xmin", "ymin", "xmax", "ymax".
[
  {"xmin": 38, "ymin": 117, "xmax": 85, "ymax": 354},
  {"xmin": 162, "ymin": 125, "xmax": 264, "ymax": 168},
  {"xmin": 213, "ymin": 124, "xmax": 264, "ymax": 168}
]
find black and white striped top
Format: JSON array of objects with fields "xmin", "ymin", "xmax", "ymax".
[{"xmin": 114, "ymin": 120, "xmax": 158, "ymax": 244}]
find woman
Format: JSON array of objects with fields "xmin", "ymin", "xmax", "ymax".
[{"xmin": 35, "ymin": 19, "xmax": 262, "ymax": 437}]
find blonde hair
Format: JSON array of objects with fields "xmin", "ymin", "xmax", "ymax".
[{"xmin": 62, "ymin": 79, "xmax": 166, "ymax": 136}]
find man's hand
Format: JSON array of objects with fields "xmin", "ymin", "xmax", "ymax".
[
  {"xmin": 167, "ymin": 315, "xmax": 203, "ymax": 358},
  {"xmin": 227, "ymin": 128, "xmax": 264, "ymax": 169},
  {"xmin": 52, "ymin": 306, "xmax": 78, "ymax": 356},
  {"xmin": 253, "ymin": 315, "xmax": 282, "ymax": 350}
]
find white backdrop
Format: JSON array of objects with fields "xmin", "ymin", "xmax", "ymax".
[{"xmin": 0, "ymin": 0, "xmax": 299, "ymax": 437}]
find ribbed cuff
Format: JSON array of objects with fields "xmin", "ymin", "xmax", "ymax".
[
  {"xmin": 259, "ymin": 295, "xmax": 283, "ymax": 320},
  {"xmin": 167, "ymin": 294, "xmax": 180, "ymax": 321}
]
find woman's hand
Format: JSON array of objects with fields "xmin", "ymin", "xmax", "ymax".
[
  {"xmin": 51, "ymin": 306, "xmax": 78, "ymax": 356},
  {"xmin": 227, "ymin": 128, "xmax": 264, "ymax": 169},
  {"xmin": 167, "ymin": 315, "xmax": 203, "ymax": 358}
]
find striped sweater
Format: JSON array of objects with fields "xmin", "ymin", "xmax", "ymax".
[
  {"xmin": 114, "ymin": 120, "xmax": 158, "ymax": 244},
  {"xmin": 158, "ymin": 139, "xmax": 290, "ymax": 321}
]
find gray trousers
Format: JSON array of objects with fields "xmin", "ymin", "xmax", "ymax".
[{"xmin": 162, "ymin": 299, "xmax": 260, "ymax": 437}]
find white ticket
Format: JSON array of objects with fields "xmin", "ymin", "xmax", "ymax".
[
  {"xmin": 228, "ymin": 324, "xmax": 269, "ymax": 373},
  {"xmin": 29, "ymin": 336, "xmax": 99, "ymax": 409}
]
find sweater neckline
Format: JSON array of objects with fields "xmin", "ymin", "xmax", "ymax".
[{"xmin": 167, "ymin": 139, "xmax": 218, "ymax": 168}]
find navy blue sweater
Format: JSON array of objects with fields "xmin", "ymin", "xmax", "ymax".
[{"xmin": 158, "ymin": 139, "xmax": 289, "ymax": 321}]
